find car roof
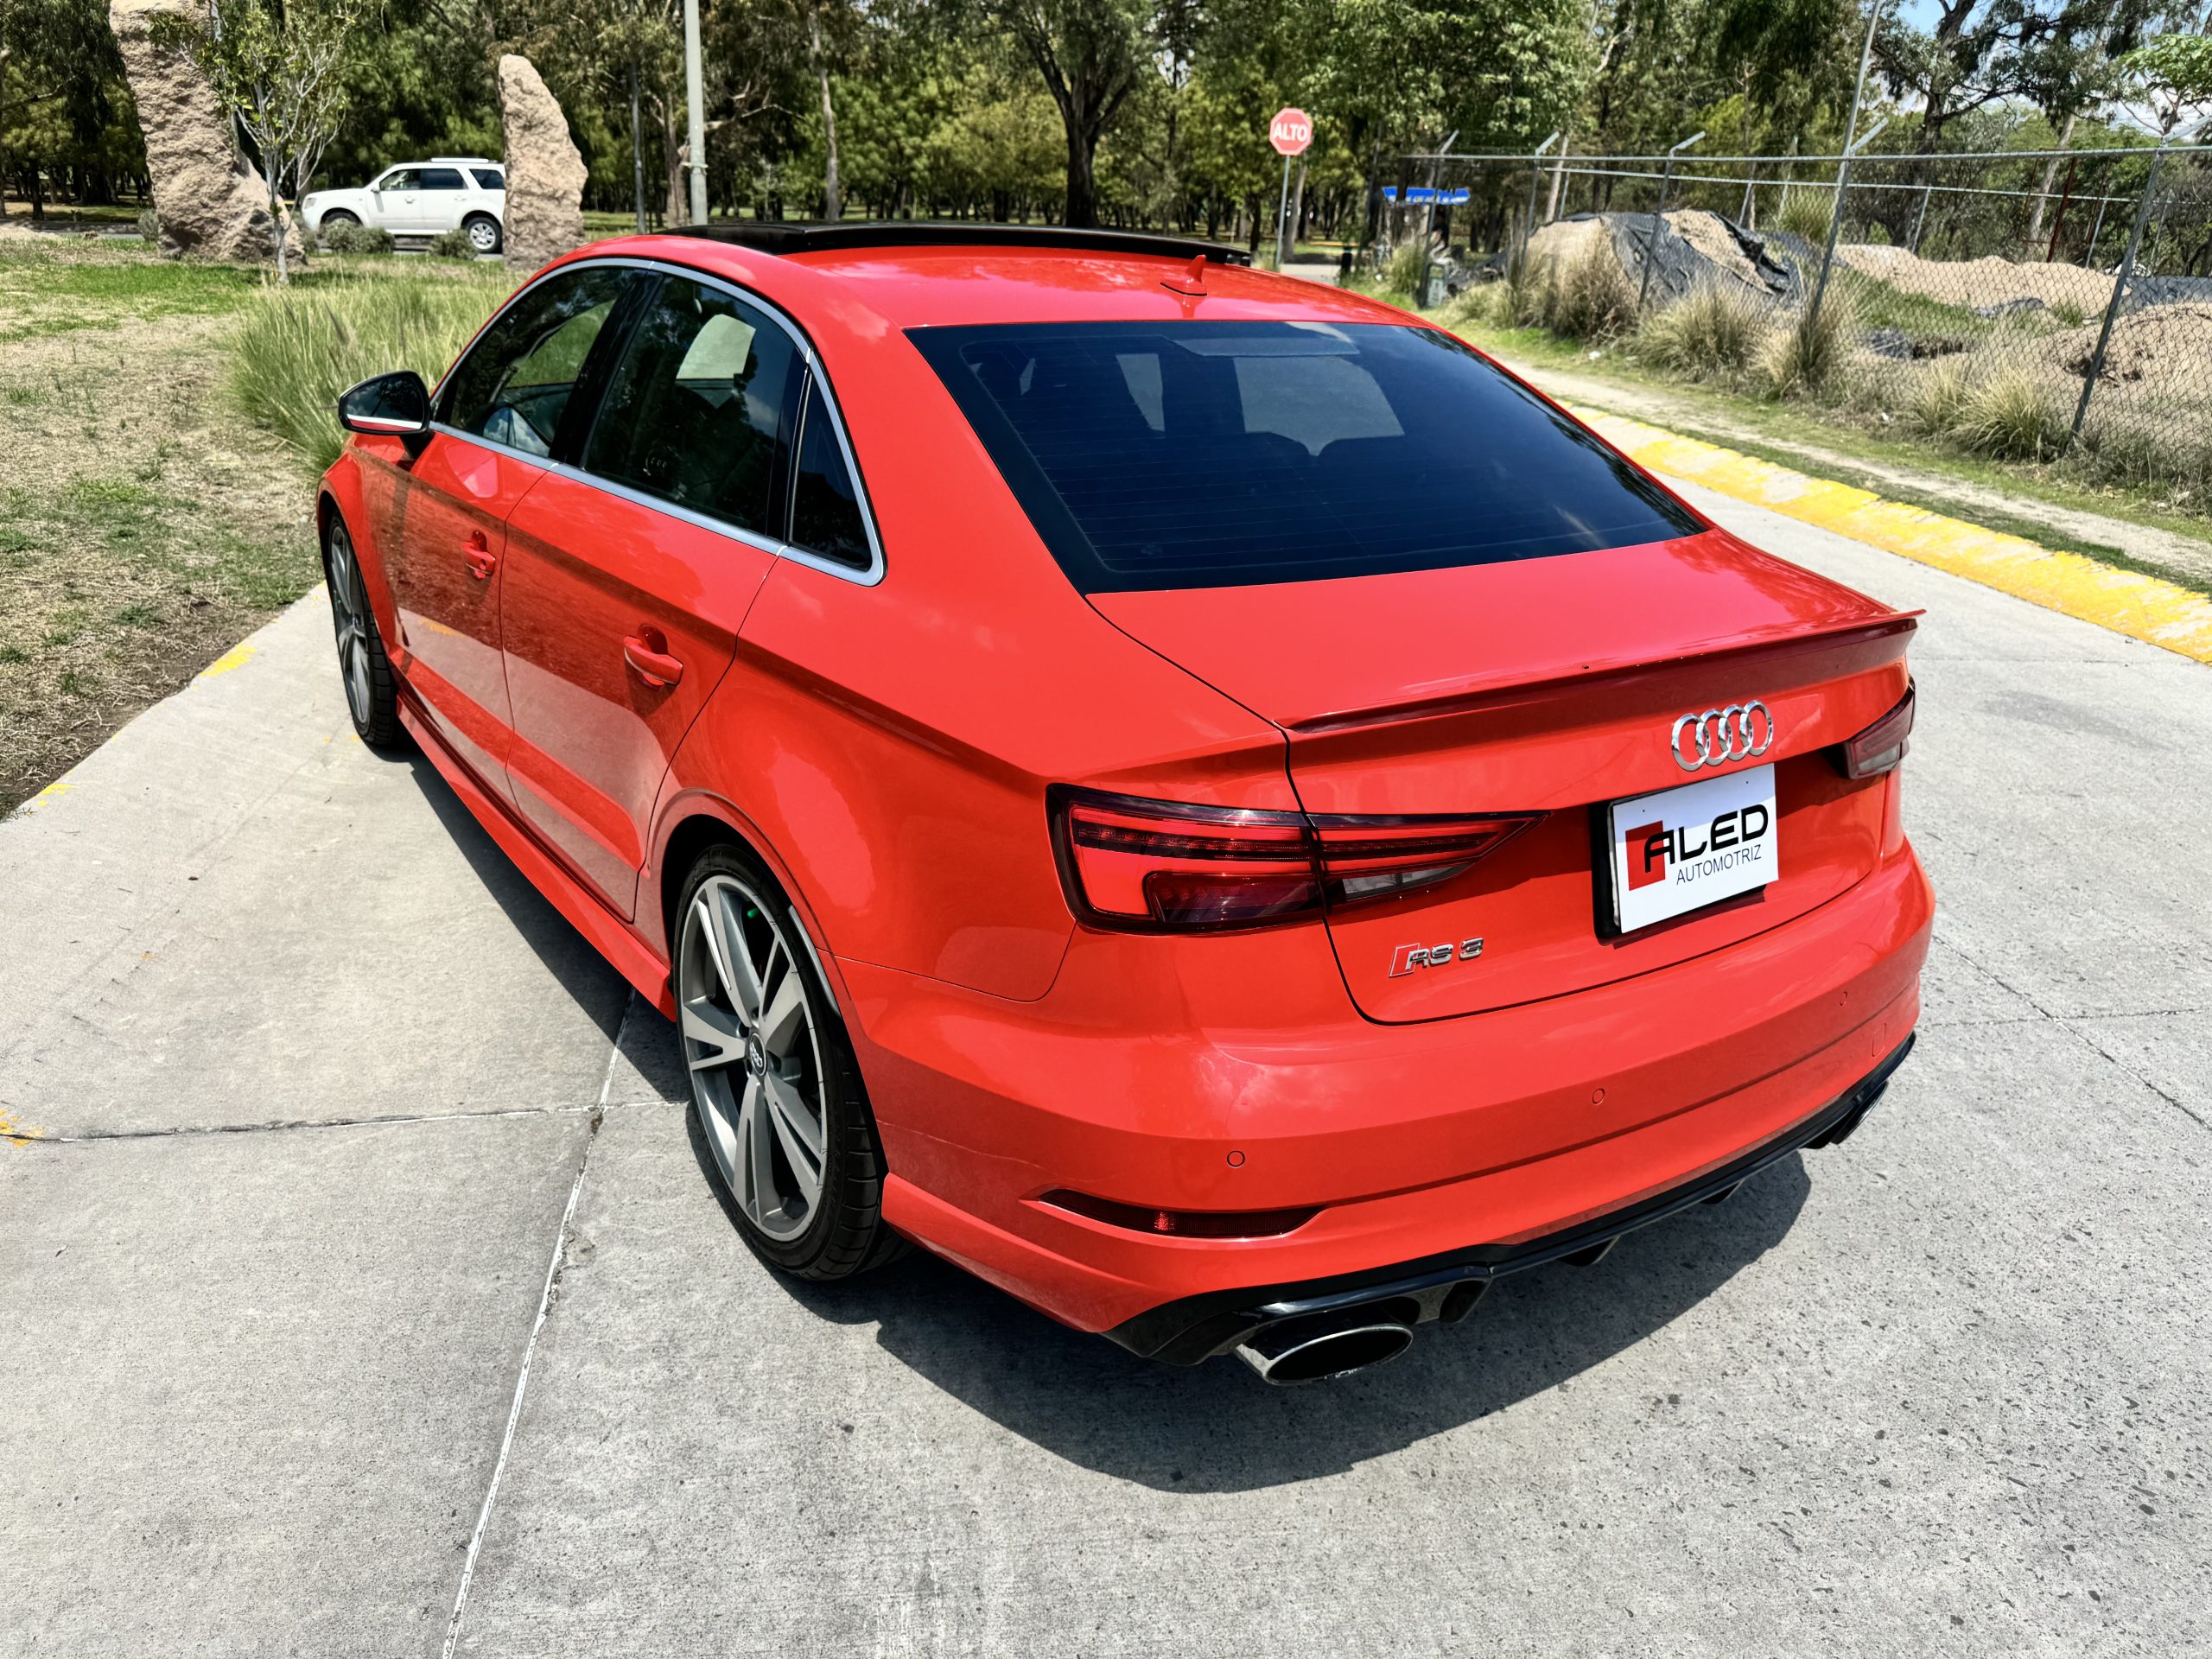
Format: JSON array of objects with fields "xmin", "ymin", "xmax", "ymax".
[{"xmin": 578, "ymin": 225, "xmax": 1419, "ymax": 333}]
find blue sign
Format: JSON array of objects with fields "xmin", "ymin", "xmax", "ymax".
[{"xmin": 1381, "ymin": 187, "xmax": 1471, "ymax": 204}]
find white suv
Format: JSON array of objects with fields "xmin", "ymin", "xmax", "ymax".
[{"xmin": 302, "ymin": 159, "xmax": 507, "ymax": 253}]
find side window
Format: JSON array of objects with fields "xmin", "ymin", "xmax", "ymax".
[
  {"xmin": 470, "ymin": 168, "xmax": 505, "ymax": 192},
  {"xmin": 582, "ymin": 276, "xmax": 798, "ymax": 533},
  {"xmin": 378, "ymin": 168, "xmax": 421, "ymax": 192},
  {"xmin": 419, "ymin": 167, "xmax": 467, "ymax": 191},
  {"xmin": 440, "ymin": 264, "xmax": 630, "ymax": 458},
  {"xmin": 788, "ymin": 377, "xmax": 873, "ymax": 570}
]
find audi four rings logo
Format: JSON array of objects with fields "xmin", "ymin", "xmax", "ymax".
[{"xmin": 1670, "ymin": 702, "xmax": 1777, "ymax": 771}]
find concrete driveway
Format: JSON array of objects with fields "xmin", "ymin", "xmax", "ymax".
[{"xmin": 3, "ymin": 482, "xmax": 2208, "ymax": 1657}]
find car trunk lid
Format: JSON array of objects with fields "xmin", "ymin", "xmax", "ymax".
[{"xmin": 1088, "ymin": 531, "xmax": 1916, "ymax": 1021}]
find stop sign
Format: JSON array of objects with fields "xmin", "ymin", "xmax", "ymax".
[{"xmin": 1269, "ymin": 108, "xmax": 1313, "ymax": 157}]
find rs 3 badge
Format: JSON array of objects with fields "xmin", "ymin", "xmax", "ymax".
[{"xmin": 1389, "ymin": 938, "xmax": 1484, "ymax": 976}]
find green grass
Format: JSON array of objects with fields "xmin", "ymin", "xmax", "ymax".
[{"xmin": 0, "ymin": 243, "xmax": 264, "ymax": 341}]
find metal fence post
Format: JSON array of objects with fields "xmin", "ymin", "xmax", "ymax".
[
  {"xmin": 1518, "ymin": 132, "xmax": 1560, "ymax": 276},
  {"xmin": 1636, "ymin": 130, "xmax": 1704, "ymax": 316},
  {"xmin": 2071, "ymin": 143, "xmax": 2169, "ymax": 444},
  {"xmin": 1808, "ymin": 0, "xmax": 1886, "ymax": 336},
  {"xmin": 1910, "ymin": 180, "xmax": 1932, "ymax": 252}
]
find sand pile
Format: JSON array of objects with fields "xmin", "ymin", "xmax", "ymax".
[
  {"xmin": 1664, "ymin": 211, "xmax": 1770, "ymax": 293},
  {"xmin": 1526, "ymin": 216, "xmax": 1609, "ymax": 269},
  {"xmin": 1840, "ymin": 245, "xmax": 2113, "ymax": 314},
  {"xmin": 2044, "ymin": 301, "xmax": 2212, "ymax": 382}
]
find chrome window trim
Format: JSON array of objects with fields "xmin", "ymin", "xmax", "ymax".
[{"xmin": 431, "ymin": 253, "xmax": 887, "ymax": 588}]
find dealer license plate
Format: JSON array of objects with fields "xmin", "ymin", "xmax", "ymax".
[{"xmin": 1605, "ymin": 764, "xmax": 1777, "ymax": 934}]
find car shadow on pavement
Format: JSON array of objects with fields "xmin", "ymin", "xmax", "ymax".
[
  {"xmin": 682, "ymin": 1102, "xmax": 1813, "ymax": 1492},
  {"xmin": 393, "ymin": 750, "xmax": 631, "ymax": 1040}
]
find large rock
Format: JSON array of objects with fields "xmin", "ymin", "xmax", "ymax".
[
  {"xmin": 499, "ymin": 55, "xmax": 587, "ymax": 270},
  {"xmin": 109, "ymin": 0, "xmax": 280, "ymax": 261}
]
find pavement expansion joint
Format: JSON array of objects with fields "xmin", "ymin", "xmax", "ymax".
[
  {"xmin": 20, "ymin": 1101, "xmax": 612, "ymax": 1146},
  {"xmin": 442, "ymin": 1022, "xmax": 622, "ymax": 1658}
]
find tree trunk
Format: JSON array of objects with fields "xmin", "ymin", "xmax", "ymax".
[
  {"xmin": 2027, "ymin": 112, "xmax": 2076, "ymax": 256},
  {"xmin": 811, "ymin": 9, "xmax": 841, "ymax": 223},
  {"xmin": 1063, "ymin": 118, "xmax": 1099, "ymax": 228}
]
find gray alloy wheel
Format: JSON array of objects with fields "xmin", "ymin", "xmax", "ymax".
[
  {"xmin": 680, "ymin": 871, "xmax": 832, "ymax": 1243},
  {"xmin": 464, "ymin": 214, "xmax": 502, "ymax": 255},
  {"xmin": 322, "ymin": 514, "xmax": 401, "ymax": 747}
]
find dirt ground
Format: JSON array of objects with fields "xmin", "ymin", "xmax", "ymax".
[{"xmin": 0, "ymin": 234, "xmax": 320, "ymax": 811}]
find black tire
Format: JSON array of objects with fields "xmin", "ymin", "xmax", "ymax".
[
  {"xmin": 319, "ymin": 209, "xmax": 359, "ymax": 232},
  {"xmin": 674, "ymin": 844, "xmax": 906, "ymax": 1280},
  {"xmin": 321, "ymin": 511, "xmax": 404, "ymax": 750},
  {"xmin": 463, "ymin": 213, "xmax": 503, "ymax": 255}
]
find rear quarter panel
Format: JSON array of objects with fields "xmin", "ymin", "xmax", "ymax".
[{"xmin": 649, "ymin": 301, "xmax": 1294, "ymax": 1002}]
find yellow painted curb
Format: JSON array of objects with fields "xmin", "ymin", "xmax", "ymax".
[
  {"xmin": 1572, "ymin": 404, "xmax": 2212, "ymax": 665},
  {"xmin": 198, "ymin": 640, "xmax": 257, "ymax": 679}
]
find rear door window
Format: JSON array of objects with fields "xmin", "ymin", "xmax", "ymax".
[
  {"xmin": 440, "ymin": 264, "xmax": 632, "ymax": 458},
  {"xmin": 909, "ymin": 321, "xmax": 1701, "ymax": 593},
  {"xmin": 418, "ymin": 168, "xmax": 467, "ymax": 190},
  {"xmin": 786, "ymin": 376, "xmax": 873, "ymax": 569},
  {"xmin": 582, "ymin": 275, "xmax": 800, "ymax": 534}
]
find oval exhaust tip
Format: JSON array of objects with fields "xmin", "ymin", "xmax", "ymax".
[{"xmin": 1236, "ymin": 1320, "xmax": 1414, "ymax": 1386}]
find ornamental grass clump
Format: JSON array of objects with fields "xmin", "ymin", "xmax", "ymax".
[
  {"xmin": 1634, "ymin": 282, "xmax": 1769, "ymax": 381},
  {"xmin": 229, "ymin": 268, "xmax": 505, "ymax": 474}
]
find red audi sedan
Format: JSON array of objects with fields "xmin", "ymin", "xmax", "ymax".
[{"xmin": 321, "ymin": 224, "xmax": 1930, "ymax": 1383}]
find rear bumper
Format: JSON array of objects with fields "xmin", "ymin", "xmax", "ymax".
[
  {"xmin": 850, "ymin": 840, "xmax": 1934, "ymax": 1342},
  {"xmin": 1109, "ymin": 1033, "xmax": 1913, "ymax": 1363}
]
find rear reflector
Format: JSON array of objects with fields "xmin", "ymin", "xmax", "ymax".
[
  {"xmin": 1836, "ymin": 684, "xmax": 1916, "ymax": 779},
  {"xmin": 1049, "ymin": 785, "xmax": 1541, "ymax": 932},
  {"xmin": 1040, "ymin": 1189, "xmax": 1321, "ymax": 1238}
]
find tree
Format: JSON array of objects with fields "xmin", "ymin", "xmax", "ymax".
[
  {"xmin": 2124, "ymin": 16, "xmax": 2212, "ymax": 131},
  {"xmin": 991, "ymin": 0, "xmax": 1149, "ymax": 226},
  {"xmin": 157, "ymin": 0, "xmax": 363, "ymax": 276}
]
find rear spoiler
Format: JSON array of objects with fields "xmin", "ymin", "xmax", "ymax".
[{"xmin": 1290, "ymin": 613, "xmax": 1921, "ymax": 737}]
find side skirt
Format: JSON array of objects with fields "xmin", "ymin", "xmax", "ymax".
[{"xmin": 396, "ymin": 696, "xmax": 675, "ymax": 1014}]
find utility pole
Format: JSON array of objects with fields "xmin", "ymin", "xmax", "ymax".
[
  {"xmin": 630, "ymin": 56, "xmax": 647, "ymax": 233},
  {"xmin": 683, "ymin": 0, "xmax": 708, "ymax": 226}
]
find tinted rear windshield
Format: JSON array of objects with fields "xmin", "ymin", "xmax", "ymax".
[{"xmin": 909, "ymin": 321, "xmax": 1701, "ymax": 593}]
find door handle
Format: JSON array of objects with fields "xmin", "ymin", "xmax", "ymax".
[
  {"xmin": 464, "ymin": 531, "xmax": 497, "ymax": 580},
  {"xmin": 623, "ymin": 632, "xmax": 684, "ymax": 688}
]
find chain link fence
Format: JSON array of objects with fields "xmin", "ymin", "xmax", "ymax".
[{"xmin": 1382, "ymin": 141, "xmax": 2212, "ymax": 497}]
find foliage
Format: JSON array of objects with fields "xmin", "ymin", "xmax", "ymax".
[
  {"xmin": 321, "ymin": 219, "xmax": 396, "ymax": 254},
  {"xmin": 1382, "ymin": 239, "xmax": 1428, "ymax": 296},
  {"xmin": 428, "ymin": 226, "xmax": 479, "ymax": 257},
  {"xmin": 2123, "ymin": 31, "xmax": 2212, "ymax": 134},
  {"xmin": 1775, "ymin": 186, "xmax": 1833, "ymax": 243},
  {"xmin": 151, "ymin": 0, "xmax": 365, "ymax": 277},
  {"xmin": 1953, "ymin": 365, "xmax": 2073, "ymax": 458},
  {"xmin": 1906, "ymin": 354, "xmax": 1974, "ymax": 433},
  {"xmin": 136, "ymin": 207, "xmax": 157, "ymax": 243},
  {"xmin": 1517, "ymin": 245, "xmax": 1636, "ymax": 339},
  {"xmin": 1633, "ymin": 282, "xmax": 1770, "ymax": 378},
  {"xmin": 1758, "ymin": 289, "xmax": 1854, "ymax": 396},
  {"xmin": 228, "ymin": 266, "xmax": 509, "ymax": 474}
]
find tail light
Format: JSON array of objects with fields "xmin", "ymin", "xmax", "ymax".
[
  {"xmin": 1836, "ymin": 685, "xmax": 1916, "ymax": 779},
  {"xmin": 1048, "ymin": 785, "xmax": 1541, "ymax": 933}
]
